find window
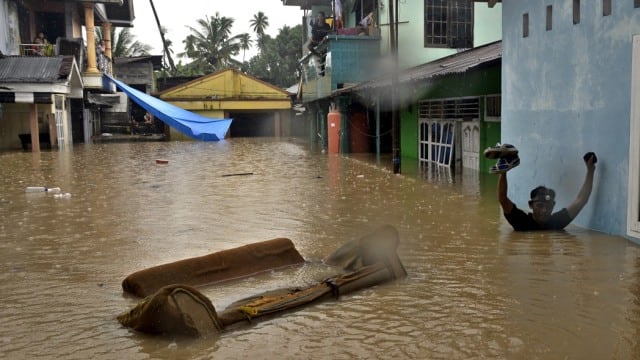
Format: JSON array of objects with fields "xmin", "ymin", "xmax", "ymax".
[
  {"xmin": 573, "ymin": 0, "xmax": 580, "ymax": 24},
  {"xmin": 603, "ymin": 0, "xmax": 611, "ymax": 16},
  {"xmin": 523, "ymin": 13, "xmax": 529, "ymax": 38},
  {"xmin": 424, "ymin": 0, "xmax": 474, "ymax": 49},
  {"xmin": 485, "ymin": 95, "xmax": 501, "ymax": 120},
  {"xmin": 546, "ymin": 5, "xmax": 553, "ymax": 31}
]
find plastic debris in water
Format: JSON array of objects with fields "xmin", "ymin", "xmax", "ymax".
[{"xmin": 25, "ymin": 187, "xmax": 61, "ymax": 193}]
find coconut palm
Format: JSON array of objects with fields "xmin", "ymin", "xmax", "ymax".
[
  {"xmin": 250, "ymin": 11, "xmax": 269, "ymax": 52},
  {"xmin": 180, "ymin": 13, "xmax": 249, "ymax": 72},
  {"xmin": 96, "ymin": 27, "xmax": 151, "ymax": 57},
  {"xmin": 238, "ymin": 33, "xmax": 252, "ymax": 63},
  {"xmin": 159, "ymin": 26, "xmax": 177, "ymax": 73}
]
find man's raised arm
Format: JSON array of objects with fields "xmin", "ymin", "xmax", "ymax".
[{"xmin": 566, "ymin": 152, "xmax": 597, "ymax": 219}]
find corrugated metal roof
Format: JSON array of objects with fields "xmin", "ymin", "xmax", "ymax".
[
  {"xmin": 343, "ymin": 40, "xmax": 501, "ymax": 93},
  {"xmin": 0, "ymin": 56, "xmax": 74, "ymax": 83},
  {"xmin": 114, "ymin": 55, "xmax": 163, "ymax": 70}
]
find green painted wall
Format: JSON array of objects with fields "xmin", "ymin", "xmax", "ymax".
[{"xmin": 399, "ymin": 64, "xmax": 501, "ymax": 173}]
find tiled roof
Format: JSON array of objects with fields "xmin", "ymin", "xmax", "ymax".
[{"xmin": 0, "ymin": 56, "xmax": 75, "ymax": 83}]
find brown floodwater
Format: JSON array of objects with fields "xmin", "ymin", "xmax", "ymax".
[{"xmin": 1, "ymin": 138, "xmax": 639, "ymax": 359}]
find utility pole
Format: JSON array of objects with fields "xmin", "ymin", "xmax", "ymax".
[
  {"xmin": 389, "ymin": 0, "xmax": 400, "ymax": 173},
  {"xmin": 149, "ymin": 0, "xmax": 176, "ymax": 74}
]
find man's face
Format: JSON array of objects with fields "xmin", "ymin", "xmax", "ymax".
[{"xmin": 530, "ymin": 199, "xmax": 555, "ymax": 223}]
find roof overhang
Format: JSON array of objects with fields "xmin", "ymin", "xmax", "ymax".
[
  {"xmin": 281, "ymin": 0, "xmax": 329, "ymax": 10},
  {"xmin": 91, "ymin": 0, "xmax": 135, "ymax": 27},
  {"xmin": 473, "ymin": 0, "xmax": 502, "ymax": 8},
  {"xmin": 0, "ymin": 57, "xmax": 84, "ymax": 99}
]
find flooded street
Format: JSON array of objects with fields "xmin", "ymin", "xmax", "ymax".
[{"xmin": 1, "ymin": 138, "xmax": 639, "ymax": 359}]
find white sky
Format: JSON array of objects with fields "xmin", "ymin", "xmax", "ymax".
[{"xmin": 129, "ymin": 0, "xmax": 304, "ymax": 62}]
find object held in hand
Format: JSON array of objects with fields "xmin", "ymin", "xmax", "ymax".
[
  {"xmin": 489, "ymin": 155, "xmax": 520, "ymax": 174},
  {"xmin": 484, "ymin": 143, "xmax": 519, "ymax": 159},
  {"xmin": 583, "ymin": 152, "xmax": 597, "ymax": 164}
]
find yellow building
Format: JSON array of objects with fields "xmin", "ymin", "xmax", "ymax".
[{"xmin": 158, "ymin": 69, "xmax": 294, "ymax": 139}]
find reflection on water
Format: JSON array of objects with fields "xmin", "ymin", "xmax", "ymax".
[{"xmin": 1, "ymin": 138, "xmax": 639, "ymax": 359}]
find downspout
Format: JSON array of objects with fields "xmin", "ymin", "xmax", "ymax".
[{"xmin": 376, "ymin": 93, "xmax": 381, "ymax": 160}]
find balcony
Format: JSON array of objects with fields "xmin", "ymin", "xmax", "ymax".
[
  {"xmin": 19, "ymin": 43, "xmax": 55, "ymax": 57},
  {"xmin": 299, "ymin": 32, "xmax": 381, "ymax": 103},
  {"xmin": 19, "ymin": 38, "xmax": 113, "ymax": 93}
]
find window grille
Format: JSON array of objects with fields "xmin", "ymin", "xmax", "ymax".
[
  {"xmin": 418, "ymin": 98, "xmax": 479, "ymax": 119},
  {"xmin": 485, "ymin": 95, "xmax": 501, "ymax": 119},
  {"xmin": 424, "ymin": 0, "xmax": 473, "ymax": 49}
]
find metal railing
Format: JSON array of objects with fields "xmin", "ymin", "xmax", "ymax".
[{"xmin": 19, "ymin": 43, "xmax": 55, "ymax": 56}]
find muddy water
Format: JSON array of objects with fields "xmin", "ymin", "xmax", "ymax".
[{"xmin": 0, "ymin": 138, "xmax": 638, "ymax": 359}]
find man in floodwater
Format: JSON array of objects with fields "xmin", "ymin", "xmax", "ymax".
[{"xmin": 495, "ymin": 151, "xmax": 597, "ymax": 231}]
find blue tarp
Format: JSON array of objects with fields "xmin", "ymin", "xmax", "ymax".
[{"xmin": 104, "ymin": 74, "xmax": 232, "ymax": 141}]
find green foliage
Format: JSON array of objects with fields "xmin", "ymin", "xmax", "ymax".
[
  {"xmin": 96, "ymin": 27, "xmax": 152, "ymax": 57},
  {"xmin": 250, "ymin": 11, "xmax": 269, "ymax": 53},
  {"xmin": 179, "ymin": 12, "xmax": 249, "ymax": 73},
  {"xmin": 156, "ymin": 12, "xmax": 302, "ymax": 88},
  {"xmin": 244, "ymin": 25, "xmax": 303, "ymax": 88}
]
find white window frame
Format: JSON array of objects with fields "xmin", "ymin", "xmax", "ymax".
[
  {"xmin": 419, "ymin": 119, "xmax": 456, "ymax": 167},
  {"xmin": 627, "ymin": 35, "xmax": 640, "ymax": 236}
]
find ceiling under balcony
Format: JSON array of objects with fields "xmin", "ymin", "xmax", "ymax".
[{"xmin": 281, "ymin": 0, "xmax": 330, "ymax": 10}]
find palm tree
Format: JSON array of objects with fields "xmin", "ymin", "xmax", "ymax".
[
  {"xmin": 179, "ymin": 13, "xmax": 249, "ymax": 72},
  {"xmin": 96, "ymin": 27, "xmax": 151, "ymax": 57},
  {"xmin": 250, "ymin": 11, "xmax": 269, "ymax": 52},
  {"xmin": 159, "ymin": 26, "xmax": 176, "ymax": 73},
  {"xmin": 238, "ymin": 33, "xmax": 252, "ymax": 63}
]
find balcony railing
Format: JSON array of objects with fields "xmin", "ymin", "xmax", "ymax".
[
  {"xmin": 19, "ymin": 43, "xmax": 54, "ymax": 56},
  {"xmin": 19, "ymin": 39, "xmax": 113, "ymax": 77},
  {"xmin": 298, "ymin": 32, "xmax": 381, "ymax": 103}
]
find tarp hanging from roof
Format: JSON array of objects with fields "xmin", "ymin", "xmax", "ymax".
[{"xmin": 104, "ymin": 74, "xmax": 232, "ymax": 141}]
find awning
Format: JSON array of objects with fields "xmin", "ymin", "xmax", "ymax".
[{"xmin": 104, "ymin": 74, "xmax": 232, "ymax": 141}]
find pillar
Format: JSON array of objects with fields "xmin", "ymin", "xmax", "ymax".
[
  {"xmin": 83, "ymin": 3, "xmax": 98, "ymax": 73},
  {"xmin": 29, "ymin": 104, "xmax": 40, "ymax": 152},
  {"xmin": 102, "ymin": 22, "xmax": 112, "ymax": 60}
]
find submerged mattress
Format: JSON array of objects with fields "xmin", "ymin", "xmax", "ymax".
[{"xmin": 122, "ymin": 238, "xmax": 305, "ymax": 298}]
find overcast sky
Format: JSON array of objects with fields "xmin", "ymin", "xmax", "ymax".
[{"xmin": 129, "ymin": 0, "xmax": 304, "ymax": 61}]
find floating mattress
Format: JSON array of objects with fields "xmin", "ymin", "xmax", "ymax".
[{"xmin": 122, "ymin": 238, "xmax": 305, "ymax": 298}]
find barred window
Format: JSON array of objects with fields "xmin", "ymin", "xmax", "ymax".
[{"xmin": 424, "ymin": 0, "xmax": 473, "ymax": 49}]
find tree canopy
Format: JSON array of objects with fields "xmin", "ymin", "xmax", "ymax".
[
  {"xmin": 153, "ymin": 12, "xmax": 303, "ymax": 88},
  {"xmin": 178, "ymin": 12, "xmax": 249, "ymax": 74},
  {"xmin": 243, "ymin": 24, "xmax": 303, "ymax": 88},
  {"xmin": 96, "ymin": 27, "xmax": 151, "ymax": 57}
]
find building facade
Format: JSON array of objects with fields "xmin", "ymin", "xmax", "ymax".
[
  {"xmin": 282, "ymin": 0, "xmax": 502, "ymax": 174},
  {"xmin": 498, "ymin": 0, "xmax": 640, "ymax": 240},
  {"xmin": 0, "ymin": 0, "xmax": 134, "ymax": 151}
]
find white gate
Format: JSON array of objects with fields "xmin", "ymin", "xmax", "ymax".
[
  {"xmin": 461, "ymin": 121, "xmax": 480, "ymax": 170},
  {"xmin": 55, "ymin": 109, "xmax": 64, "ymax": 149},
  {"xmin": 419, "ymin": 119, "xmax": 456, "ymax": 167}
]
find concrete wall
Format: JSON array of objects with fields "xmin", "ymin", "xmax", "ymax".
[
  {"xmin": 502, "ymin": 1, "xmax": 640, "ymax": 236},
  {"xmin": 376, "ymin": 1, "xmax": 502, "ymax": 69},
  {"xmin": 114, "ymin": 62, "xmax": 155, "ymax": 93}
]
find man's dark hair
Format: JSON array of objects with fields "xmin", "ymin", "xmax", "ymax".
[
  {"xmin": 318, "ymin": 11, "xmax": 325, "ymax": 17},
  {"xmin": 530, "ymin": 186, "xmax": 555, "ymax": 201}
]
